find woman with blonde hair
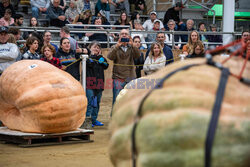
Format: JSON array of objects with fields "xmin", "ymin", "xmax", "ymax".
[
  {"xmin": 143, "ymin": 42, "xmax": 166, "ymax": 75},
  {"xmin": 73, "ymin": 9, "xmax": 92, "ymax": 24},
  {"xmin": 182, "ymin": 30, "xmax": 202, "ymax": 56}
]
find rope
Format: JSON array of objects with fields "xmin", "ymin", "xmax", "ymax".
[{"xmin": 63, "ymin": 56, "xmax": 181, "ymax": 69}]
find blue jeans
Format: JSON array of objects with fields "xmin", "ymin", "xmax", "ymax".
[
  {"xmin": 112, "ymin": 79, "xmax": 127, "ymax": 105},
  {"xmin": 86, "ymin": 89, "xmax": 102, "ymax": 124},
  {"xmin": 32, "ymin": 6, "xmax": 47, "ymax": 19}
]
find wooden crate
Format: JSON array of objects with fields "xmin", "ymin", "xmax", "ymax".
[{"xmin": 0, "ymin": 127, "xmax": 94, "ymax": 147}]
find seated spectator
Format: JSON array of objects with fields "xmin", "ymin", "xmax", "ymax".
[
  {"xmin": 10, "ymin": 14, "xmax": 23, "ymax": 26},
  {"xmin": 206, "ymin": 24, "xmax": 222, "ymax": 47},
  {"xmin": 86, "ymin": 41, "xmax": 109, "ymax": 127},
  {"xmin": 110, "ymin": 0, "xmax": 129, "ymax": 16},
  {"xmin": 113, "ymin": 11, "xmax": 130, "ymax": 29},
  {"xmin": 129, "ymin": 11, "xmax": 141, "ymax": 29},
  {"xmin": 198, "ymin": 22, "xmax": 207, "ymax": 42},
  {"xmin": 147, "ymin": 19, "xmax": 161, "ymax": 45},
  {"xmin": 55, "ymin": 37, "xmax": 81, "ymax": 80},
  {"xmin": 179, "ymin": 19, "xmax": 195, "ymax": 48},
  {"xmin": 74, "ymin": 0, "xmax": 94, "ymax": 14},
  {"xmin": 7, "ymin": 33, "xmax": 16, "ymax": 44},
  {"xmin": 30, "ymin": 17, "xmax": 39, "ymax": 27},
  {"xmin": 131, "ymin": 19, "xmax": 147, "ymax": 49},
  {"xmin": 96, "ymin": 10, "xmax": 110, "ymax": 25},
  {"xmin": 95, "ymin": 0, "xmax": 110, "ymax": 21},
  {"xmin": 65, "ymin": 0, "xmax": 78, "ymax": 23},
  {"xmin": 143, "ymin": 42, "xmax": 166, "ymax": 75},
  {"xmin": 134, "ymin": 0, "xmax": 146, "ymax": 15},
  {"xmin": 186, "ymin": 40, "xmax": 205, "ymax": 58},
  {"xmin": 73, "ymin": 9, "xmax": 92, "ymax": 24},
  {"xmin": 0, "ymin": 0, "xmax": 15, "ymax": 18},
  {"xmin": 163, "ymin": 2, "xmax": 183, "ymax": 28},
  {"xmin": 43, "ymin": 30, "xmax": 58, "ymax": 52},
  {"xmin": 47, "ymin": 0, "xmax": 68, "ymax": 27},
  {"xmin": 28, "ymin": 31, "xmax": 44, "ymax": 54},
  {"xmin": 86, "ymin": 17, "xmax": 108, "ymax": 47},
  {"xmin": 30, "ymin": 0, "xmax": 50, "ymax": 19},
  {"xmin": 0, "ymin": 8, "xmax": 14, "ymax": 26},
  {"xmin": 182, "ymin": 30, "xmax": 202, "ymax": 56},
  {"xmin": 21, "ymin": 36, "xmax": 41, "ymax": 60},
  {"xmin": 41, "ymin": 44, "xmax": 62, "ymax": 69},
  {"xmin": 132, "ymin": 36, "xmax": 145, "ymax": 78},
  {"xmin": 8, "ymin": 27, "xmax": 25, "ymax": 53},
  {"xmin": 142, "ymin": 11, "xmax": 164, "ymax": 31},
  {"xmin": 146, "ymin": 32, "xmax": 174, "ymax": 65},
  {"xmin": 165, "ymin": 19, "xmax": 181, "ymax": 49}
]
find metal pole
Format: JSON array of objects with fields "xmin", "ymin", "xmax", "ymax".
[
  {"xmin": 153, "ymin": 0, "xmax": 156, "ymax": 11},
  {"xmin": 222, "ymin": 0, "xmax": 235, "ymax": 45},
  {"xmin": 81, "ymin": 54, "xmax": 88, "ymax": 92}
]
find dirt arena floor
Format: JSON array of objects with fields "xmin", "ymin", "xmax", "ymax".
[{"xmin": 0, "ymin": 95, "xmax": 113, "ymax": 167}]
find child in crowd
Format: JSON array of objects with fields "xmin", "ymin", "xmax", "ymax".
[
  {"xmin": 21, "ymin": 36, "xmax": 40, "ymax": 60},
  {"xmin": 41, "ymin": 44, "xmax": 62, "ymax": 69},
  {"xmin": 86, "ymin": 41, "xmax": 109, "ymax": 127}
]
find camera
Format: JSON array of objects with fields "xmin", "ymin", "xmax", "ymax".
[{"xmin": 121, "ymin": 38, "xmax": 129, "ymax": 42}]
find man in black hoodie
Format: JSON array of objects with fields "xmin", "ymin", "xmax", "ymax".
[{"xmin": 163, "ymin": 2, "xmax": 183, "ymax": 28}]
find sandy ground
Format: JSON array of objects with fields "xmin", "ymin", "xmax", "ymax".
[{"xmin": 0, "ymin": 95, "xmax": 113, "ymax": 167}]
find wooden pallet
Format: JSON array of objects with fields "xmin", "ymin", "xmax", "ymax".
[{"xmin": 0, "ymin": 127, "xmax": 94, "ymax": 147}]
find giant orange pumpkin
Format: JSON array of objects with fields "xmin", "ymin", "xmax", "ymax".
[
  {"xmin": 0, "ymin": 60, "xmax": 87, "ymax": 133},
  {"xmin": 109, "ymin": 57, "xmax": 250, "ymax": 167}
]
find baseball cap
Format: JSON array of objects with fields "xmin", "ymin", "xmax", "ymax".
[
  {"xmin": 0, "ymin": 26, "xmax": 8, "ymax": 33},
  {"xmin": 150, "ymin": 11, "xmax": 157, "ymax": 16},
  {"xmin": 153, "ymin": 19, "xmax": 161, "ymax": 24}
]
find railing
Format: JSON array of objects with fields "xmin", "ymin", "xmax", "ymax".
[{"xmin": 17, "ymin": 26, "xmax": 242, "ymax": 49}]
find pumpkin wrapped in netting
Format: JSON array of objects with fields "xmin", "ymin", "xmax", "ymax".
[
  {"xmin": 0, "ymin": 60, "xmax": 87, "ymax": 133},
  {"xmin": 109, "ymin": 57, "xmax": 250, "ymax": 167}
]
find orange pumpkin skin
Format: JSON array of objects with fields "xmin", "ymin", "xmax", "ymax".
[{"xmin": 0, "ymin": 60, "xmax": 87, "ymax": 133}]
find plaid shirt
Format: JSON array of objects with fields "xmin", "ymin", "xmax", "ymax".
[{"xmin": 41, "ymin": 57, "xmax": 62, "ymax": 69}]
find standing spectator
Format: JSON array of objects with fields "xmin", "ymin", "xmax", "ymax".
[
  {"xmin": 142, "ymin": 11, "xmax": 164, "ymax": 31},
  {"xmin": 47, "ymin": 0, "xmax": 68, "ymax": 27},
  {"xmin": 56, "ymin": 37, "xmax": 81, "ymax": 80},
  {"xmin": 182, "ymin": 30, "xmax": 202, "ymax": 56},
  {"xmin": 8, "ymin": 27, "xmax": 25, "ymax": 53},
  {"xmin": 9, "ymin": 14, "xmax": 24, "ymax": 26},
  {"xmin": 41, "ymin": 44, "xmax": 62, "ymax": 68},
  {"xmin": 95, "ymin": 0, "xmax": 110, "ymax": 21},
  {"xmin": 186, "ymin": 40, "xmax": 205, "ymax": 58},
  {"xmin": 242, "ymin": 31, "xmax": 249, "ymax": 44},
  {"xmin": 43, "ymin": 30, "xmax": 58, "ymax": 51},
  {"xmin": 107, "ymin": 29, "xmax": 140, "ymax": 105},
  {"xmin": 146, "ymin": 32, "xmax": 173, "ymax": 65},
  {"xmin": 0, "ymin": 26, "xmax": 18, "ymax": 76},
  {"xmin": 163, "ymin": 2, "xmax": 183, "ymax": 27},
  {"xmin": 132, "ymin": 36, "xmax": 144, "ymax": 78},
  {"xmin": 198, "ymin": 22, "xmax": 207, "ymax": 42},
  {"xmin": 179, "ymin": 19, "xmax": 195, "ymax": 47},
  {"xmin": 30, "ymin": 0, "xmax": 50, "ymax": 19},
  {"xmin": 21, "ymin": 36, "xmax": 41, "ymax": 60},
  {"xmin": 206, "ymin": 24, "xmax": 222, "ymax": 47},
  {"xmin": 165, "ymin": 19, "xmax": 181, "ymax": 49},
  {"xmin": 131, "ymin": 19, "xmax": 147, "ymax": 49},
  {"xmin": 86, "ymin": 42, "xmax": 109, "ymax": 127},
  {"xmin": 0, "ymin": 9, "xmax": 14, "ymax": 26},
  {"xmin": 143, "ymin": 42, "xmax": 166, "ymax": 75},
  {"xmin": 0, "ymin": 0, "xmax": 15, "ymax": 18},
  {"xmin": 65, "ymin": 0, "xmax": 78, "ymax": 23}
]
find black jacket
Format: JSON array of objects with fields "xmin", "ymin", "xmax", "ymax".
[
  {"xmin": 134, "ymin": 52, "xmax": 144, "ymax": 78},
  {"xmin": 86, "ymin": 54, "xmax": 109, "ymax": 93},
  {"xmin": 55, "ymin": 48, "xmax": 80, "ymax": 81},
  {"xmin": 163, "ymin": 7, "xmax": 180, "ymax": 25}
]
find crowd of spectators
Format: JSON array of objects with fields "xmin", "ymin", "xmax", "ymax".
[{"xmin": 1, "ymin": 0, "xmax": 248, "ymax": 126}]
